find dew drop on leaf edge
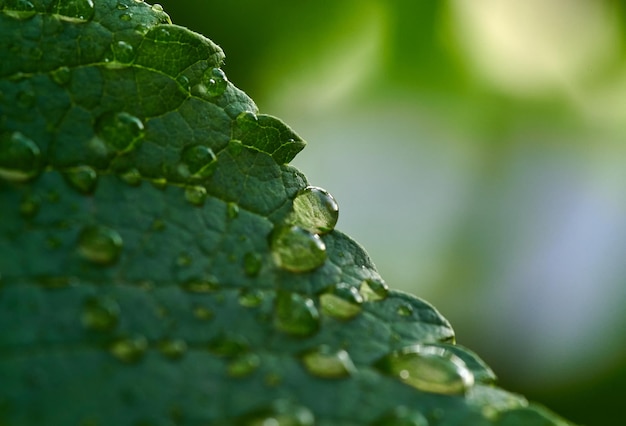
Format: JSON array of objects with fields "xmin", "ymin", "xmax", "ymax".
[
  {"xmin": 77, "ymin": 224, "xmax": 123, "ymax": 265},
  {"xmin": 290, "ymin": 186, "xmax": 339, "ymax": 234},
  {"xmin": 203, "ymin": 68, "xmax": 228, "ymax": 97},
  {"xmin": 359, "ymin": 277, "xmax": 389, "ymax": 302}
]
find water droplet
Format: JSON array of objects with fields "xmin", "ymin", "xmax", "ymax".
[
  {"xmin": 176, "ymin": 75, "xmax": 190, "ymax": 93},
  {"xmin": 111, "ymin": 40, "xmax": 135, "ymax": 63},
  {"xmin": 301, "ymin": 346, "xmax": 356, "ymax": 379},
  {"xmin": 319, "ymin": 283, "xmax": 363, "ymax": 320},
  {"xmin": 181, "ymin": 276, "xmax": 219, "ymax": 293},
  {"xmin": 270, "ymin": 226, "xmax": 326, "ymax": 273},
  {"xmin": 158, "ymin": 339, "xmax": 187, "ymax": 360},
  {"xmin": 77, "ymin": 225, "xmax": 123, "ymax": 265},
  {"xmin": 208, "ymin": 334, "xmax": 248, "ymax": 357},
  {"xmin": 95, "ymin": 111, "xmax": 144, "ymax": 153},
  {"xmin": 180, "ymin": 145, "xmax": 216, "ymax": 178},
  {"xmin": 273, "ymin": 292, "xmax": 320, "ymax": 337},
  {"xmin": 0, "ymin": 132, "xmax": 42, "ymax": 182},
  {"xmin": 376, "ymin": 345, "xmax": 475, "ymax": 395},
  {"xmin": 226, "ymin": 202, "xmax": 239, "ymax": 219},
  {"xmin": 19, "ymin": 195, "xmax": 39, "ymax": 218},
  {"xmin": 227, "ymin": 353, "xmax": 261, "ymax": 378},
  {"xmin": 150, "ymin": 177, "xmax": 167, "ymax": 189},
  {"xmin": 119, "ymin": 168, "xmax": 142, "ymax": 186},
  {"xmin": 134, "ymin": 23, "xmax": 149, "ymax": 34},
  {"xmin": 116, "ymin": 1, "xmax": 128, "ymax": 9},
  {"xmin": 110, "ymin": 335, "xmax": 148, "ymax": 363},
  {"xmin": 238, "ymin": 289, "xmax": 264, "ymax": 308},
  {"xmin": 51, "ymin": 66, "xmax": 71, "ymax": 86},
  {"xmin": 289, "ymin": 186, "xmax": 339, "ymax": 234},
  {"xmin": 50, "ymin": 0, "xmax": 95, "ymax": 22},
  {"xmin": 63, "ymin": 165, "xmax": 98, "ymax": 194},
  {"xmin": 397, "ymin": 303, "xmax": 413, "ymax": 317},
  {"xmin": 243, "ymin": 252, "xmax": 262, "ymax": 277},
  {"xmin": 184, "ymin": 185, "xmax": 207, "ymax": 206},
  {"xmin": 153, "ymin": 26, "xmax": 171, "ymax": 41},
  {"xmin": 150, "ymin": 3, "xmax": 163, "ymax": 12},
  {"xmin": 373, "ymin": 406, "xmax": 430, "ymax": 426},
  {"xmin": 239, "ymin": 400, "xmax": 315, "ymax": 426},
  {"xmin": 359, "ymin": 278, "xmax": 389, "ymax": 302},
  {"xmin": 3, "ymin": 0, "xmax": 36, "ymax": 20},
  {"xmin": 192, "ymin": 305, "xmax": 213, "ymax": 321},
  {"xmin": 203, "ymin": 68, "xmax": 228, "ymax": 97},
  {"xmin": 82, "ymin": 296, "xmax": 120, "ymax": 332}
]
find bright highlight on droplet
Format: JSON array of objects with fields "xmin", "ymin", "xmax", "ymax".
[
  {"xmin": 290, "ymin": 186, "xmax": 339, "ymax": 234},
  {"xmin": 77, "ymin": 224, "xmax": 123, "ymax": 265},
  {"xmin": 301, "ymin": 346, "xmax": 356, "ymax": 379},
  {"xmin": 270, "ymin": 225, "xmax": 326, "ymax": 273},
  {"xmin": 0, "ymin": 132, "xmax": 42, "ymax": 182}
]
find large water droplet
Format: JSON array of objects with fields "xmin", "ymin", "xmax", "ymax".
[
  {"xmin": 63, "ymin": 165, "xmax": 98, "ymax": 194},
  {"xmin": 273, "ymin": 292, "xmax": 320, "ymax": 337},
  {"xmin": 95, "ymin": 111, "xmax": 144, "ymax": 153},
  {"xmin": 3, "ymin": 0, "xmax": 36, "ymax": 20},
  {"xmin": 180, "ymin": 145, "xmax": 216, "ymax": 178},
  {"xmin": 243, "ymin": 252, "xmax": 262, "ymax": 277},
  {"xmin": 376, "ymin": 345, "xmax": 475, "ymax": 395},
  {"xmin": 50, "ymin": 0, "xmax": 95, "ymax": 22},
  {"xmin": 158, "ymin": 339, "xmax": 187, "ymax": 360},
  {"xmin": 184, "ymin": 185, "xmax": 207, "ymax": 206},
  {"xmin": 227, "ymin": 353, "xmax": 261, "ymax": 378},
  {"xmin": 51, "ymin": 66, "xmax": 71, "ymax": 86},
  {"xmin": 373, "ymin": 406, "xmax": 430, "ymax": 426},
  {"xmin": 181, "ymin": 276, "xmax": 219, "ymax": 293},
  {"xmin": 319, "ymin": 283, "xmax": 363, "ymax": 320},
  {"xmin": 150, "ymin": 3, "xmax": 163, "ymax": 12},
  {"xmin": 203, "ymin": 68, "xmax": 228, "ymax": 97},
  {"xmin": 270, "ymin": 226, "xmax": 326, "ymax": 273},
  {"xmin": 290, "ymin": 186, "xmax": 339, "ymax": 234},
  {"xmin": 110, "ymin": 335, "xmax": 148, "ymax": 363},
  {"xmin": 239, "ymin": 400, "xmax": 315, "ymax": 426},
  {"xmin": 111, "ymin": 40, "xmax": 135, "ymax": 64},
  {"xmin": 301, "ymin": 346, "xmax": 356, "ymax": 379},
  {"xmin": 0, "ymin": 132, "xmax": 42, "ymax": 182},
  {"xmin": 77, "ymin": 225, "xmax": 123, "ymax": 265},
  {"xmin": 82, "ymin": 296, "xmax": 120, "ymax": 332},
  {"xmin": 359, "ymin": 277, "xmax": 389, "ymax": 302}
]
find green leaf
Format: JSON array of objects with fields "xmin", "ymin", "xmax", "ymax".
[{"xmin": 0, "ymin": 1, "xmax": 575, "ymax": 425}]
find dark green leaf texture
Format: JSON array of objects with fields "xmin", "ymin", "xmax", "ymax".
[{"xmin": 0, "ymin": 1, "xmax": 574, "ymax": 425}]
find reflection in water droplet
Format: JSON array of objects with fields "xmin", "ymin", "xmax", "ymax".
[
  {"xmin": 239, "ymin": 400, "xmax": 315, "ymax": 426},
  {"xmin": 373, "ymin": 406, "xmax": 430, "ymax": 426},
  {"xmin": 181, "ymin": 277, "xmax": 219, "ymax": 293},
  {"xmin": 95, "ymin": 111, "xmax": 144, "ymax": 153},
  {"xmin": 270, "ymin": 226, "xmax": 326, "ymax": 273},
  {"xmin": 19, "ymin": 195, "xmax": 40, "ymax": 218},
  {"xmin": 82, "ymin": 296, "xmax": 120, "ymax": 332},
  {"xmin": 181, "ymin": 145, "xmax": 216, "ymax": 179},
  {"xmin": 203, "ymin": 68, "xmax": 228, "ymax": 97},
  {"xmin": 3, "ymin": 0, "xmax": 36, "ymax": 20},
  {"xmin": 238, "ymin": 289, "xmax": 264, "ymax": 308},
  {"xmin": 110, "ymin": 335, "xmax": 148, "ymax": 363},
  {"xmin": 274, "ymin": 292, "xmax": 320, "ymax": 337},
  {"xmin": 77, "ymin": 225, "xmax": 123, "ymax": 265},
  {"xmin": 50, "ymin": 0, "xmax": 95, "ymax": 22},
  {"xmin": 359, "ymin": 278, "xmax": 389, "ymax": 302},
  {"xmin": 0, "ymin": 132, "xmax": 41, "ymax": 182},
  {"xmin": 290, "ymin": 186, "xmax": 339, "ymax": 234},
  {"xmin": 377, "ymin": 345, "xmax": 475, "ymax": 395},
  {"xmin": 63, "ymin": 165, "xmax": 98, "ymax": 194},
  {"xmin": 227, "ymin": 353, "xmax": 261, "ymax": 378},
  {"xmin": 301, "ymin": 346, "xmax": 356, "ymax": 379},
  {"xmin": 120, "ymin": 168, "xmax": 142, "ymax": 186},
  {"xmin": 184, "ymin": 185, "xmax": 207, "ymax": 206},
  {"xmin": 111, "ymin": 40, "xmax": 135, "ymax": 63},
  {"xmin": 227, "ymin": 202, "xmax": 239, "ymax": 219},
  {"xmin": 158, "ymin": 339, "xmax": 187, "ymax": 360},
  {"xmin": 319, "ymin": 283, "xmax": 363, "ymax": 320},
  {"xmin": 51, "ymin": 66, "xmax": 71, "ymax": 86},
  {"xmin": 243, "ymin": 252, "xmax": 262, "ymax": 277}
]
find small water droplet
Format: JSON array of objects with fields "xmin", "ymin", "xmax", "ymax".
[
  {"xmin": 192, "ymin": 305, "xmax": 213, "ymax": 321},
  {"xmin": 184, "ymin": 185, "xmax": 207, "ymax": 206},
  {"xmin": 239, "ymin": 400, "xmax": 315, "ymax": 426},
  {"xmin": 119, "ymin": 168, "xmax": 142, "ymax": 186},
  {"xmin": 397, "ymin": 303, "xmax": 413, "ymax": 317},
  {"xmin": 82, "ymin": 296, "xmax": 120, "ymax": 332},
  {"xmin": 359, "ymin": 278, "xmax": 389, "ymax": 302},
  {"xmin": 3, "ymin": 0, "xmax": 36, "ymax": 20},
  {"xmin": 110, "ymin": 335, "xmax": 148, "ymax": 363},
  {"xmin": 243, "ymin": 252, "xmax": 262, "ymax": 277},
  {"xmin": 208, "ymin": 334, "xmax": 248, "ymax": 357},
  {"xmin": 63, "ymin": 165, "xmax": 98, "ymax": 194},
  {"xmin": 319, "ymin": 283, "xmax": 363, "ymax": 320},
  {"xmin": 181, "ymin": 276, "xmax": 219, "ymax": 293},
  {"xmin": 373, "ymin": 406, "xmax": 430, "ymax": 426},
  {"xmin": 134, "ymin": 23, "xmax": 149, "ymax": 34},
  {"xmin": 301, "ymin": 346, "xmax": 356, "ymax": 379},
  {"xmin": 227, "ymin": 353, "xmax": 261, "ymax": 378},
  {"xmin": 150, "ymin": 3, "xmax": 163, "ymax": 12},
  {"xmin": 180, "ymin": 145, "xmax": 216, "ymax": 178},
  {"xmin": 238, "ymin": 289, "xmax": 264, "ymax": 308},
  {"xmin": 0, "ymin": 132, "xmax": 42, "ymax": 182},
  {"xmin": 273, "ymin": 292, "xmax": 320, "ymax": 337},
  {"xmin": 50, "ymin": 0, "xmax": 95, "ymax": 22},
  {"xmin": 51, "ymin": 66, "xmax": 71, "ymax": 86},
  {"xmin": 203, "ymin": 68, "xmax": 228, "ymax": 97},
  {"xmin": 376, "ymin": 345, "xmax": 475, "ymax": 395},
  {"xmin": 77, "ymin": 225, "xmax": 123, "ymax": 265},
  {"xmin": 226, "ymin": 202, "xmax": 239, "ymax": 219},
  {"xmin": 289, "ymin": 186, "xmax": 339, "ymax": 234},
  {"xmin": 116, "ymin": 1, "xmax": 128, "ymax": 9},
  {"xmin": 153, "ymin": 27, "xmax": 171, "ymax": 41},
  {"xmin": 158, "ymin": 339, "xmax": 187, "ymax": 360},
  {"xmin": 150, "ymin": 177, "xmax": 167, "ymax": 189},
  {"xmin": 111, "ymin": 40, "xmax": 135, "ymax": 63},
  {"xmin": 270, "ymin": 226, "xmax": 326, "ymax": 273},
  {"xmin": 176, "ymin": 74, "xmax": 191, "ymax": 93},
  {"xmin": 19, "ymin": 195, "xmax": 40, "ymax": 218},
  {"xmin": 95, "ymin": 111, "xmax": 144, "ymax": 153}
]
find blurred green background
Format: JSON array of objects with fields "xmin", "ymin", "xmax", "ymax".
[{"xmin": 158, "ymin": 1, "xmax": 626, "ymax": 424}]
